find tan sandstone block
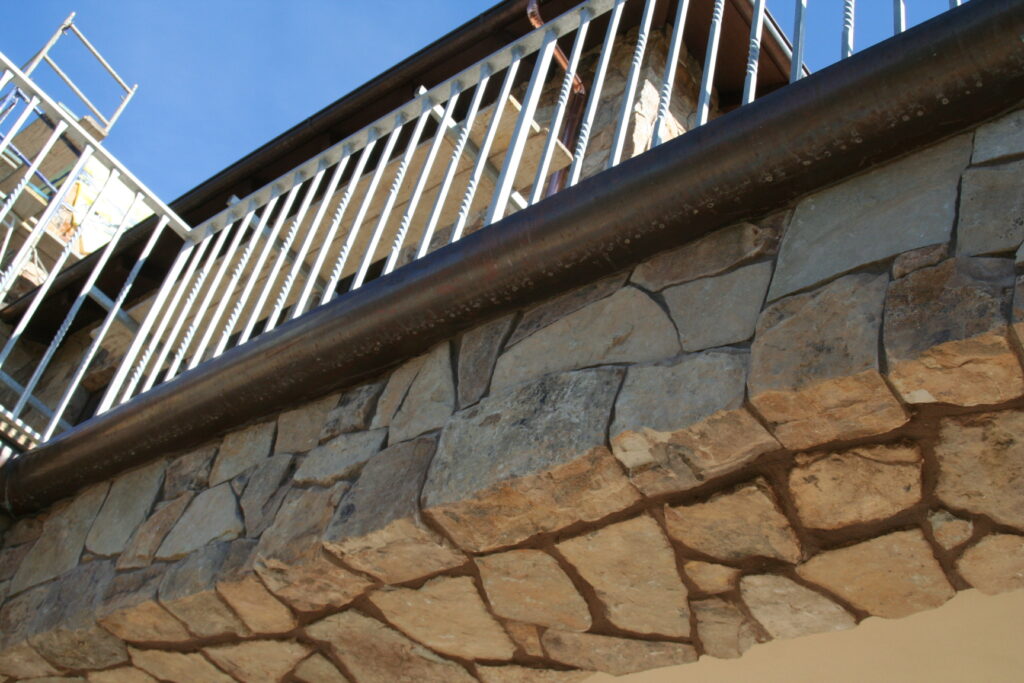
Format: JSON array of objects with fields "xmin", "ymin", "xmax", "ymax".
[
  {"xmin": 503, "ymin": 621, "xmax": 545, "ymax": 657},
  {"xmin": 156, "ymin": 484, "xmax": 243, "ymax": 561},
  {"xmin": 323, "ymin": 436, "xmax": 465, "ymax": 584},
  {"xmin": 118, "ymin": 493, "xmax": 193, "ymax": 570},
  {"xmin": 541, "ymin": 630, "xmax": 697, "ymax": 676},
  {"xmin": 928, "ymin": 510, "xmax": 974, "ymax": 550},
  {"xmin": 216, "ymin": 576, "xmax": 296, "ymax": 635},
  {"xmin": 423, "ymin": 369, "xmax": 639, "ymax": 552},
  {"xmin": 369, "ymin": 576, "xmax": 515, "ymax": 660},
  {"xmin": 739, "ymin": 574, "xmax": 855, "ymax": 639},
  {"xmin": 884, "ymin": 258, "xmax": 1023, "ymax": 405},
  {"xmin": 934, "ymin": 410, "xmax": 1024, "ymax": 530},
  {"xmin": 788, "ymin": 444, "xmax": 922, "ymax": 529},
  {"xmin": 158, "ymin": 543, "xmax": 249, "ymax": 639},
  {"xmin": 692, "ymin": 597, "xmax": 760, "ymax": 659},
  {"xmin": 256, "ymin": 550, "xmax": 370, "ymax": 615},
  {"xmin": 749, "ymin": 273, "xmax": 908, "ymax": 449},
  {"xmin": 276, "ymin": 394, "xmax": 338, "ymax": 453},
  {"xmin": 665, "ymin": 480, "xmax": 802, "ymax": 563},
  {"xmin": 96, "ymin": 565, "xmax": 191, "ymax": 644},
  {"xmin": 684, "ymin": 561, "xmax": 741, "ymax": 594},
  {"xmin": 305, "ymin": 611, "xmax": 475, "ymax": 682},
  {"xmin": 610, "ymin": 350, "xmax": 778, "ymax": 496},
  {"xmin": 29, "ymin": 624, "xmax": 127, "ymax": 673},
  {"xmin": 491, "ymin": 287, "xmax": 680, "ymax": 391},
  {"xmin": 87, "ymin": 667, "xmax": 157, "ymax": 683},
  {"xmin": 957, "ymin": 534, "xmax": 1024, "ymax": 595},
  {"xmin": 204, "ymin": 640, "xmax": 312, "ymax": 683},
  {"xmin": 130, "ymin": 648, "xmax": 233, "ymax": 683},
  {"xmin": 208, "ymin": 420, "xmax": 275, "ymax": 486},
  {"xmin": 477, "ymin": 665, "xmax": 594, "ymax": 682},
  {"xmin": 556, "ymin": 515, "xmax": 689, "ymax": 638},
  {"xmin": 797, "ymin": 530, "xmax": 954, "ymax": 619},
  {"xmin": 477, "ymin": 549, "xmax": 591, "ymax": 631},
  {"xmin": 0, "ymin": 641, "xmax": 59, "ymax": 679},
  {"xmin": 293, "ymin": 653, "xmax": 350, "ymax": 683}
]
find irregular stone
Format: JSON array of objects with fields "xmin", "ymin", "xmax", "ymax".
[
  {"xmin": 973, "ymin": 107, "xmax": 1024, "ymax": 163},
  {"xmin": 305, "ymin": 611, "xmax": 476, "ymax": 683},
  {"xmin": 664, "ymin": 262, "xmax": 773, "ymax": 351},
  {"xmin": 556, "ymin": 515, "xmax": 689, "ymax": 637},
  {"xmin": 503, "ymin": 621, "xmax": 544, "ymax": 657},
  {"xmin": 749, "ymin": 272, "xmax": 907, "ymax": 449},
  {"xmin": 118, "ymin": 493, "xmax": 193, "ymax": 570},
  {"xmin": 632, "ymin": 221, "xmax": 780, "ymax": 291},
  {"xmin": 684, "ymin": 561, "xmax": 741, "ymax": 594},
  {"xmin": 692, "ymin": 597, "xmax": 760, "ymax": 659},
  {"xmin": 0, "ymin": 542, "xmax": 30, "ymax": 581},
  {"xmin": 934, "ymin": 410, "xmax": 1024, "ymax": 530},
  {"xmin": 293, "ymin": 653, "xmax": 350, "ymax": 683},
  {"xmin": 477, "ymin": 549, "xmax": 591, "ymax": 631},
  {"xmin": 0, "ymin": 582, "xmax": 58, "ymax": 650},
  {"xmin": 208, "ymin": 421, "xmax": 275, "ymax": 486},
  {"xmin": 491, "ymin": 287, "xmax": 680, "ymax": 391},
  {"xmin": 3, "ymin": 516, "xmax": 44, "ymax": 548},
  {"xmin": 477, "ymin": 665, "xmax": 593, "ymax": 682},
  {"xmin": 541, "ymin": 630, "xmax": 697, "ymax": 676},
  {"xmin": 796, "ymin": 530, "xmax": 955, "ymax": 618},
  {"xmin": 277, "ymin": 394, "xmax": 338, "ymax": 454},
  {"xmin": 892, "ymin": 243, "xmax": 949, "ymax": 279},
  {"xmin": 0, "ymin": 641, "xmax": 59, "ymax": 679},
  {"xmin": 884, "ymin": 258, "xmax": 1022, "ymax": 405},
  {"xmin": 788, "ymin": 444, "xmax": 922, "ymax": 529},
  {"xmin": 509, "ymin": 273, "xmax": 628, "ymax": 346},
  {"xmin": 1014, "ymin": 274, "xmax": 1024, "ymax": 344},
  {"xmin": 23, "ymin": 677, "xmax": 86, "ymax": 683},
  {"xmin": 293, "ymin": 429, "xmax": 387, "ymax": 485},
  {"xmin": 610, "ymin": 350, "xmax": 778, "ymax": 496},
  {"xmin": 30, "ymin": 625, "xmax": 127, "ymax": 673},
  {"xmin": 372, "ymin": 354, "xmax": 427, "ymax": 429},
  {"xmin": 928, "ymin": 510, "xmax": 974, "ymax": 550},
  {"xmin": 158, "ymin": 543, "xmax": 248, "ymax": 639},
  {"xmin": 240, "ymin": 453, "xmax": 293, "ymax": 537},
  {"xmin": 98, "ymin": 567, "xmax": 192, "ymax": 643},
  {"xmin": 423, "ymin": 368, "xmax": 640, "ymax": 552},
  {"xmin": 956, "ymin": 534, "xmax": 1024, "ymax": 595},
  {"xmin": 130, "ymin": 648, "xmax": 233, "ymax": 683},
  {"xmin": 87, "ymin": 460, "xmax": 166, "ymax": 557},
  {"xmin": 216, "ymin": 577, "xmax": 295, "ymax": 635},
  {"xmin": 256, "ymin": 483, "xmax": 344, "ymax": 563},
  {"xmin": 162, "ymin": 445, "xmax": 215, "ymax": 499},
  {"xmin": 87, "ymin": 668, "xmax": 158, "ymax": 683},
  {"xmin": 156, "ymin": 484, "xmax": 242, "ymax": 560},
  {"xmin": 390, "ymin": 343, "xmax": 456, "ymax": 443},
  {"xmin": 740, "ymin": 574, "xmax": 856, "ymax": 639},
  {"xmin": 769, "ymin": 134, "xmax": 971, "ymax": 300},
  {"xmin": 665, "ymin": 481, "xmax": 802, "ymax": 563},
  {"xmin": 458, "ymin": 314, "xmax": 515, "ymax": 407},
  {"xmin": 958, "ymin": 161, "xmax": 1024, "ymax": 256},
  {"xmin": 256, "ymin": 551, "xmax": 369, "ymax": 617},
  {"xmin": 320, "ymin": 381, "xmax": 385, "ymax": 441},
  {"xmin": 323, "ymin": 436, "xmax": 464, "ymax": 584},
  {"xmin": 369, "ymin": 576, "xmax": 515, "ymax": 660},
  {"xmin": 10, "ymin": 483, "xmax": 108, "ymax": 594},
  {"xmin": 204, "ymin": 640, "xmax": 311, "ymax": 683}
]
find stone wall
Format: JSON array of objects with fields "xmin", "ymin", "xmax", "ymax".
[{"xmin": 1, "ymin": 104, "xmax": 1023, "ymax": 682}]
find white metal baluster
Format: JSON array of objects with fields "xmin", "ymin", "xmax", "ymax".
[
  {"xmin": 288, "ymin": 152, "xmax": 353, "ymax": 319},
  {"xmin": 229, "ymin": 181, "xmax": 302, "ymax": 347},
  {"xmin": 313, "ymin": 140, "xmax": 379, "ymax": 306},
  {"xmin": 790, "ymin": 0, "xmax": 808, "ymax": 83},
  {"xmin": 488, "ymin": 33, "xmax": 558, "ymax": 224},
  {"xmin": 531, "ymin": 9, "xmax": 591, "ymax": 203},
  {"xmin": 44, "ymin": 217, "xmax": 170, "ymax": 439},
  {"xmin": 843, "ymin": 0, "xmax": 856, "ymax": 59},
  {"xmin": 0, "ymin": 71, "xmax": 13, "ymax": 99},
  {"xmin": 186, "ymin": 204, "xmax": 258, "ymax": 369},
  {"xmin": 651, "ymin": 0, "xmax": 691, "ymax": 148},
  {"xmin": 258, "ymin": 163, "xmax": 331, "ymax": 333},
  {"xmin": 162, "ymin": 218, "xmax": 240, "ymax": 381},
  {"xmin": 349, "ymin": 105, "xmax": 432, "ymax": 291},
  {"xmin": 98, "ymin": 238, "xmax": 197, "ymax": 413},
  {"xmin": 949, "ymin": 0, "xmax": 960, "ymax": 7},
  {"xmin": 893, "ymin": 0, "xmax": 906, "ymax": 34},
  {"xmin": 567, "ymin": 0, "xmax": 626, "ymax": 187},
  {"xmin": 608, "ymin": 0, "xmax": 657, "ymax": 169},
  {"xmin": 0, "ymin": 120, "xmax": 67, "ymax": 228},
  {"xmin": 742, "ymin": 0, "xmax": 768, "ymax": 105},
  {"xmin": 418, "ymin": 70, "xmax": 493, "ymax": 257},
  {"xmin": 0, "ymin": 146, "xmax": 92, "ymax": 304},
  {"xmin": 383, "ymin": 89, "xmax": 461, "ymax": 275},
  {"xmin": 0, "ymin": 95, "xmax": 39, "ymax": 159},
  {"xmin": 697, "ymin": 0, "xmax": 726, "ymax": 126},
  {"xmin": 12, "ymin": 193, "xmax": 147, "ymax": 418}
]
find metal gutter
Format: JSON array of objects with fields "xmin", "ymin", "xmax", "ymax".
[{"xmin": 3, "ymin": 0, "xmax": 1023, "ymax": 515}]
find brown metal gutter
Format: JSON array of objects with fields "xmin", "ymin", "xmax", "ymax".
[{"xmin": 3, "ymin": 0, "xmax": 1023, "ymax": 515}]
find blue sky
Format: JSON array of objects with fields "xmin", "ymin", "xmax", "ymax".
[{"xmin": 2, "ymin": 0, "xmax": 955, "ymax": 203}]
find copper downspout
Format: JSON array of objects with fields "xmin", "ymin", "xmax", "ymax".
[{"xmin": 528, "ymin": 0, "xmax": 587, "ymax": 199}]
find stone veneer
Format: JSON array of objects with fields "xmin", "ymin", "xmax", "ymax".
[{"xmin": 1, "ymin": 105, "xmax": 1024, "ymax": 682}]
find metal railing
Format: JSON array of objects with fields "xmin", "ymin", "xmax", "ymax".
[{"xmin": 0, "ymin": 0, "xmax": 966, "ymax": 452}]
